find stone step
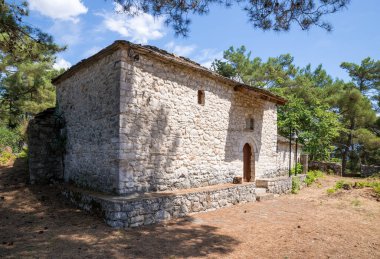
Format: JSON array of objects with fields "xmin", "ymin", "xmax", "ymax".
[
  {"xmin": 256, "ymin": 193, "xmax": 274, "ymax": 202},
  {"xmin": 255, "ymin": 188, "xmax": 267, "ymax": 194}
]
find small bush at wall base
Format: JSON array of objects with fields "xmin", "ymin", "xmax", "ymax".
[
  {"xmin": 17, "ymin": 147, "xmax": 28, "ymax": 159},
  {"xmin": 290, "ymin": 163, "xmax": 303, "ymax": 175},
  {"xmin": 292, "ymin": 177, "xmax": 301, "ymax": 194},
  {"xmin": 304, "ymin": 170, "xmax": 324, "ymax": 186}
]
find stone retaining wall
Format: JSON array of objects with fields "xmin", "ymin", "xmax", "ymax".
[
  {"xmin": 256, "ymin": 174, "xmax": 307, "ymax": 194},
  {"xmin": 62, "ymin": 183, "xmax": 257, "ymax": 228}
]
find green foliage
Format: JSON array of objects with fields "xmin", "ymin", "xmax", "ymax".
[
  {"xmin": 304, "ymin": 170, "xmax": 324, "ymax": 186},
  {"xmin": 115, "ymin": 1, "xmax": 350, "ymax": 37},
  {"xmin": 0, "ymin": 1, "xmax": 64, "ymax": 62},
  {"xmin": 17, "ymin": 147, "xmax": 28, "ymax": 159},
  {"xmin": 212, "ymin": 46, "xmax": 296, "ymax": 88},
  {"xmin": 332, "ymin": 87, "xmax": 378, "ymax": 173},
  {"xmin": 212, "ymin": 47, "xmax": 379, "ymax": 168},
  {"xmin": 340, "ymin": 57, "xmax": 380, "ymax": 111},
  {"xmin": 330, "ymin": 158, "xmax": 342, "ymax": 163},
  {"xmin": 326, "ymin": 188, "xmax": 336, "ymax": 194},
  {"xmin": 373, "ymin": 186, "xmax": 380, "ymax": 197},
  {"xmin": 290, "ymin": 162, "xmax": 303, "ymax": 175},
  {"xmin": 0, "ymin": 149, "xmax": 15, "ymax": 166},
  {"xmin": 0, "ymin": 60, "xmax": 59, "ymax": 128},
  {"xmin": 291, "ymin": 177, "xmax": 300, "ymax": 194},
  {"xmin": 0, "ymin": 126, "xmax": 21, "ymax": 152},
  {"xmin": 327, "ymin": 179, "xmax": 380, "ymax": 197},
  {"xmin": 335, "ymin": 180, "xmax": 348, "ymax": 190}
]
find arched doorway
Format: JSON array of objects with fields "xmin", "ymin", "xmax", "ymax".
[{"xmin": 243, "ymin": 143, "xmax": 252, "ymax": 182}]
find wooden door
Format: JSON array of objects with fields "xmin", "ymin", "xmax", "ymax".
[{"xmin": 243, "ymin": 143, "xmax": 252, "ymax": 182}]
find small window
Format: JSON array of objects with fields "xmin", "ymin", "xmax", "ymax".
[
  {"xmin": 198, "ymin": 90, "xmax": 205, "ymax": 105},
  {"xmin": 246, "ymin": 118, "xmax": 254, "ymax": 130}
]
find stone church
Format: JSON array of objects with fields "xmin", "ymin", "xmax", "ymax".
[{"xmin": 29, "ymin": 41, "xmax": 303, "ymax": 227}]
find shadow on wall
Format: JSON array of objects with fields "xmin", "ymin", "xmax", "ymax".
[
  {"xmin": 121, "ymin": 102, "xmax": 180, "ymax": 192},
  {"xmin": 224, "ymin": 90, "xmax": 264, "ymax": 180},
  {"xmin": 0, "ymin": 159, "xmax": 240, "ymax": 258}
]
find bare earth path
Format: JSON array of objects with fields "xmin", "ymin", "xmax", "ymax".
[{"xmin": 0, "ymin": 159, "xmax": 379, "ymax": 259}]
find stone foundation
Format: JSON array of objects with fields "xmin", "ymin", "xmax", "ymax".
[
  {"xmin": 62, "ymin": 175, "xmax": 308, "ymax": 228},
  {"xmin": 256, "ymin": 175, "xmax": 307, "ymax": 194},
  {"xmin": 62, "ymin": 182, "xmax": 257, "ymax": 228}
]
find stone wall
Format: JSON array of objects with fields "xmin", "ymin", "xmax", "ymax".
[
  {"xmin": 28, "ymin": 108, "xmax": 64, "ymax": 184},
  {"xmin": 256, "ymin": 174, "xmax": 307, "ymax": 194},
  {"xmin": 63, "ymin": 183, "xmax": 257, "ymax": 228},
  {"xmin": 55, "ymin": 45, "xmax": 281, "ymax": 195},
  {"xmin": 55, "ymin": 50, "xmax": 122, "ymax": 193},
  {"xmin": 361, "ymin": 165, "xmax": 380, "ymax": 177},
  {"xmin": 275, "ymin": 140, "xmax": 302, "ymax": 178},
  {"xmin": 309, "ymin": 161, "xmax": 342, "ymax": 176},
  {"xmin": 117, "ymin": 47, "xmax": 278, "ymax": 194}
]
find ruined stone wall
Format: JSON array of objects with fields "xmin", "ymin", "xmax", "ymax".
[
  {"xmin": 309, "ymin": 161, "xmax": 342, "ymax": 176},
  {"xmin": 360, "ymin": 165, "xmax": 380, "ymax": 177},
  {"xmin": 28, "ymin": 108, "xmax": 64, "ymax": 184},
  {"xmin": 55, "ymin": 50, "xmax": 122, "ymax": 193},
  {"xmin": 117, "ymin": 48, "xmax": 278, "ymax": 194}
]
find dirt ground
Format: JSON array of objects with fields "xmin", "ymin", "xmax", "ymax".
[{"xmin": 0, "ymin": 159, "xmax": 379, "ymax": 259}]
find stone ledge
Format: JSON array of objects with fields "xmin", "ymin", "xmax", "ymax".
[
  {"xmin": 62, "ymin": 182, "xmax": 257, "ymax": 228},
  {"xmin": 256, "ymin": 174, "xmax": 307, "ymax": 194}
]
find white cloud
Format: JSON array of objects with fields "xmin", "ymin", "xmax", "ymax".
[
  {"xmin": 194, "ymin": 49, "xmax": 224, "ymax": 68},
  {"xmin": 165, "ymin": 42, "xmax": 196, "ymax": 57},
  {"xmin": 96, "ymin": 4, "xmax": 165, "ymax": 44},
  {"xmin": 53, "ymin": 58, "xmax": 71, "ymax": 70},
  {"xmin": 28, "ymin": 0, "xmax": 88, "ymax": 23}
]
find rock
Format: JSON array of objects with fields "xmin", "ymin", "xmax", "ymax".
[{"xmin": 233, "ymin": 177, "xmax": 243, "ymax": 184}]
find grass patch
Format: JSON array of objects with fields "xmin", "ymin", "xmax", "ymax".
[
  {"xmin": 326, "ymin": 188, "xmax": 336, "ymax": 194},
  {"xmin": 351, "ymin": 199, "xmax": 361, "ymax": 206},
  {"xmin": 304, "ymin": 170, "xmax": 324, "ymax": 186},
  {"xmin": 327, "ymin": 179, "xmax": 380, "ymax": 197}
]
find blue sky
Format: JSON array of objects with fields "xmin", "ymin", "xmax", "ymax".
[{"xmin": 24, "ymin": 0, "xmax": 380, "ymax": 81}]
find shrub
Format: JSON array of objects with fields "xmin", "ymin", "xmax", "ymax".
[
  {"xmin": 292, "ymin": 177, "xmax": 300, "ymax": 194},
  {"xmin": 304, "ymin": 170, "xmax": 324, "ymax": 186},
  {"xmin": 335, "ymin": 180, "xmax": 346, "ymax": 189},
  {"xmin": 326, "ymin": 188, "xmax": 336, "ymax": 194},
  {"xmin": 0, "ymin": 126, "xmax": 22, "ymax": 153},
  {"xmin": 17, "ymin": 147, "xmax": 28, "ymax": 159},
  {"xmin": 290, "ymin": 163, "xmax": 303, "ymax": 175},
  {"xmin": 330, "ymin": 158, "xmax": 342, "ymax": 163},
  {"xmin": 373, "ymin": 186, "xmax": 380, "ymax": 197}
]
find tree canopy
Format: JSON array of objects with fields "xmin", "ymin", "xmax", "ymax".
[
  {"xmin": 212, "ymin": 46, "xmax": 380, "ymax": 171},
  {"xmin": 0, "ymin": 1, "xmax": 64, "ymax": 63},
  {"xmin": 115, "ymin": 0, "xmax": 351, "ymax": 36}
]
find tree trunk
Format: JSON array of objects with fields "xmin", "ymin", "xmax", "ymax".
[{"xmin": 342, "ymin": 119, "xmax": 355, "ymax": 175}]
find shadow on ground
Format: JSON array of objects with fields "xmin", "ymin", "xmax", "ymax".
[{"xmin": 0, "ymin": 159, "xmax": 239, "ymax": 258}]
